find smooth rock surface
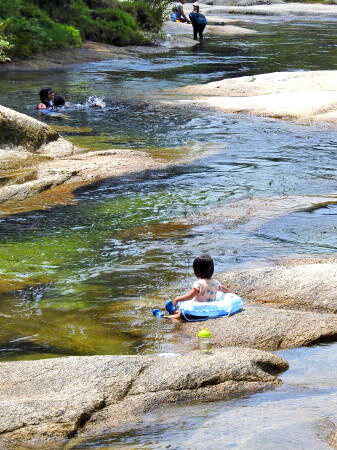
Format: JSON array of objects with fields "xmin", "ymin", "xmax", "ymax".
[
  {"xmin": 219, "ymin": 262, "xmax": 337, "ymax": 313},
  {"xmin": 163, "ymin": 20, "xmax": 256, "ymax": 39},
  {"xmin": 183, "ymin": 306, "xmax": 337, "ymax": 350},
  {"xmin": 0, "ymin": 350, "xmax": 288, "ymax": 445},
  {"xmin": 203, "ymin": 2, "xmax": 337, "ymax": 16},
  {"xmin": 0, "ymin": 105, "xmax": 61, "ymax": 152},
  {"xmin": 178, "ymin": 71, "xmax": 337, "ymax": 124},
  {"xmin": 329, "ymin": 429, "xmax": 337, "ymax": 449}
]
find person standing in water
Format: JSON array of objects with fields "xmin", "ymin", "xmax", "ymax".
[{"xmin": 189, "ymin": 3, "xmax": 207, "ymax": 41}]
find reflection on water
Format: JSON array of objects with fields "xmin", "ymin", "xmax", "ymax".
[{"xmin": 0, "ymin": 17, "xmax": 337, "ymax": 361}]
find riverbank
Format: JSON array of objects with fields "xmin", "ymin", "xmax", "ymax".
[{"xmin": 0, "ymin": 16, "xmax": 256, "ymax": 71}]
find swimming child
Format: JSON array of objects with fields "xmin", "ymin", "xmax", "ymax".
[
  {"xmin": 37, "ymin": 88, "xmax": 66, "ymax": 110},
  {"xmin": 37, "ymin": 87, "xmax": 55, "ymax": 109},
  {"xmin": 167, "ymin": 254, "xmax": 231, "ymax": 321}
]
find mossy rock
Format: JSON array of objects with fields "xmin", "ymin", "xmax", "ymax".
[{"xmin": 0, "ymin": 105, "xmax": 59, "ymax": 152}]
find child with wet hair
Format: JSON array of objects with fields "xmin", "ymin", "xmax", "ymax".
[
  {"xmin": 167, "ymin": 254, "xmax": 231, "ymax": 321},
  {"xmin": 37, "ymin": 88, "xmax": 65, "ymax": 110}
]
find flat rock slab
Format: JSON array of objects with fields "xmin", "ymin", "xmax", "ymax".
[
  {"xmin": 203, "ymin": 3, "xmax": 337, "ymax": 16},
  {"xmin": 177, "ymin": 71, "xmax": 337, "ymax": 124},
  {"xmin": 219, "ymin": 262, "xmax": 337, "ymax": 313},
  {"xmin": 199, "ymin": 91, "xmax": 337, "ymax": 123},
  {"xmin": 180, "ymin": 194, "xmax": 337, "ymax": 231},
  {"xmin": 0, "ymin": 350, "xmax": 287, "ymax": 446},
  {"xmin": 183, "ymin": 306, "xmax": 337, "ymax": 350},
  {"xmin": 163, "ymin": 21, "xmax": 256, "ymax": 39},
  {"xmin": 179, "ymin": 71, "xmax": 337, "ymax": 97}
]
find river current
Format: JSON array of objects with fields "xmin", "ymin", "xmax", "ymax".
[{"xmin": 0, "ymin": 13, "xmax": 337, "ymax": 448}]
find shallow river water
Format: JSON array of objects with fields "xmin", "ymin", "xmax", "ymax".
[{"xmin": 1, "ymin": 13, "xmax": 337, "ymax": 448}]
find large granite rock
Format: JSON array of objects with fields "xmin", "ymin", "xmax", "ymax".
[
  {"xmin": 183, "ymin": 306, "xmax": 337, "ymax": 350},
  {"xmin": 219, "ymin": 262, "xmax": 337, "ymax": 313},
  {"xmin": 0, "ymin": 350, "xmax": 288, "ymax": 446},
  {"xmin": 177, "ymin": 71, "xmax": 337, "ymax": 124},
  {"xmin": 0, "ymin": 105, "xmax": 68, "ymax": 153}
]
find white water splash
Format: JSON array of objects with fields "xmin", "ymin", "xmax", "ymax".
[{"xmin": 84, "ymin": 95, "xmax": 106, "ymax": 108}]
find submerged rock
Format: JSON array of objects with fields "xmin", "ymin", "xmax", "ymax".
[
  {"xmin": 0, "ymin": 350, "xmax": 288, "ymax": 446},
  {"xmin": 183, "ymin": 306, "xmax": 337, "ymax": 350},
  {"xmin": 219, "ymin": 261, "xmax": 337, "ymax": 313}
]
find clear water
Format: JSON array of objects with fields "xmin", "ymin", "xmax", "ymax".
[
  {"xmin": 1, "ymin": 17, "xmax": 337, "ymax": 358},
  {"xmin": 0, "ymin": 14, "xmax": 337, "ymax": 447}
]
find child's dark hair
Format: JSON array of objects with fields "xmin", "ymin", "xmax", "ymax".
[
  {"xmin": 193, "ymin": 254, "xmax": 214, "ymax": 279},
  {"xmin": 39, "ymin": 87, "xmax": 53, "ymax": 102},
  {"xmin": 54, "ymin": 95, "xmax": 65, "ymax": 107}
]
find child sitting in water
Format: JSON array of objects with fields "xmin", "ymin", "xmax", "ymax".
[{"xmin": 167, "ymin": 254, "xmax": 231, "ymax": 321}]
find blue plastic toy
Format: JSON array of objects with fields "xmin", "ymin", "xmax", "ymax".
[{"xmin": 152, "ymin": 309, "xmax": 164, "ymax": 317}]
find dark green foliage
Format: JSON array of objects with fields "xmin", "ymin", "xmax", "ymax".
[
  {"xmin": 0, "ymin": 0, "xmax": 168, "ymax": 60},
  {"xmin": 124, "ymin": 1, "xmax": 163, "ymax": 33}
]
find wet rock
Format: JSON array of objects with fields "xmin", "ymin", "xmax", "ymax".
[
  {"xmin": 179, "ymin": 194, "xmax": 337, "ymax": 230},
  {"xmin": 0, "ymin": 175, "xmax": 74, "ymax": 203},
  {"xmin": 0, "ymin": 350, "xmax": 288, "ymax": 446},
  {"xmin": 219, "ymin": 262, "xmax": 337, "ymax": 313},
  {"xmin": 183, "ymin": 306, "xmax": 337, "ymax": 350}
]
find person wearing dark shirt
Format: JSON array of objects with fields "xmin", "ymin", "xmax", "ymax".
[{"xmin": 189, "ymin": 3, "xmax": 207, "ymax": 41}]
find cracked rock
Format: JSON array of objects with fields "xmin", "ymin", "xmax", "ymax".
[{"xmin": 0, "ymin": 350, "xmax": 287, "ymax": 446}]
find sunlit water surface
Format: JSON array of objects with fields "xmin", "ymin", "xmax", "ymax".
[{"xmin": 0, "ymin": 14, "xmax": 337, "ymax": 448}]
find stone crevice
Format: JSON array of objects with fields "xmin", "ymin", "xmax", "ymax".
[{"xmin": 66, "ymin": 398, "xmax": 107, "ymax": 439}]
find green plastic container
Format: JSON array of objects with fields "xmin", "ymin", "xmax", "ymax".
[{"xmin": 197, "ymin": 328, "xmax": 212, "ymax": 354}]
